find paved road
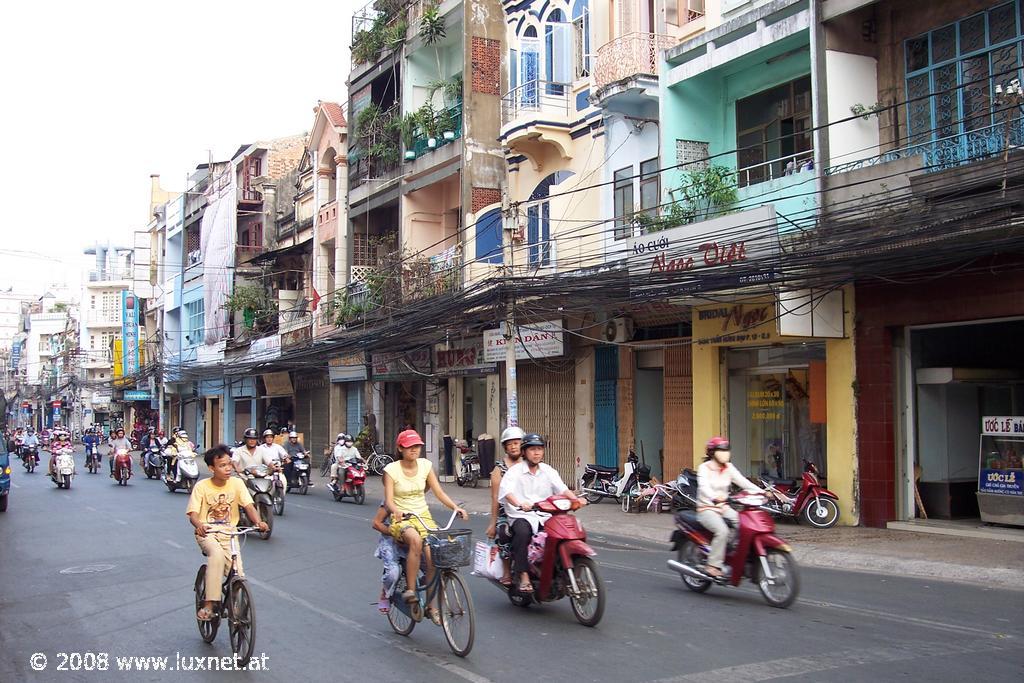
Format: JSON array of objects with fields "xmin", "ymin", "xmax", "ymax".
[{"xmin": 1, "ymin": 447, "xmax": 1021, "ymax": 682}]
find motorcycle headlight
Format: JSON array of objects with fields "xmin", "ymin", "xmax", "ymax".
[
  {"xmin": 4, "ymin": 467, "xmax": 9, "ymax": 475},
  {"xmin": 553, "ymin": 498, "xmax": 572, "ymax": 511}
]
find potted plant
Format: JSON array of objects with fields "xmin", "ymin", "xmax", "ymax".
[
  {"xmin": 437, "ymin": 107, "xmax": 456, "ymax": 141},
  {"xmin": 418, "ymin": 103, "xmax": 439, "ymax": 148},
  {"xmin": 400, "ymin": 112, "xmax": 418, "ymax": 160}
]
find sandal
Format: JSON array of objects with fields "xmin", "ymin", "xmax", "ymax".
[
  {"xmin": 377, "ymin": 598, "xmax": 390, "ymax": 614},
  {"xmin": 499, "ymin": 576, "xmax": 513, "ymax": 587},
  {"xmin": 517, "ymin": 582, "xmax": 534, "ymax": 593},
  {"xmin": 425, "ymin": 607, "xmax": 442, "ymax": 626},
  {"xmin": 401, "ymin": 589, "xmax": 417, "ymax": 604},
  {"xmin": 196, "ymin": 606, "xmax": 214, "ymax": 622}
]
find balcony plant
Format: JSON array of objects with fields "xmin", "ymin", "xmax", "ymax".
[
  {"xmin": 636, "ymin": 165, "xmax": 738, "ymax": 233},
  {"xmin": 223, "ymin": 283, "xmax": 278, "ymax": 333}
]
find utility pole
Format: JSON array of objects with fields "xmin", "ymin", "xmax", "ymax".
[{"xmin": 502, "ymin": 196, "xmax": 519, "ymax": 428}]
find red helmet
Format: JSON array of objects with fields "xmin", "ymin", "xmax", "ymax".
[
  {"xmin": 706, "ymin": 436, "xmax": 730, "ymax": 453},
  {"xmin": 396, "ymin": 429, "xmax": 425, "ymax": 449}
]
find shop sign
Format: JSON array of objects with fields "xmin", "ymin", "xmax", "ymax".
[
  {"xmin": 979, "ymin": 416, "xmax": 1024, "ymax": 497},
  {"xmin": 329, "ymin": 353, "xmax": 368, "ymax": 382},
  {"xmin": 483, "ymin": 320, "xmax": 564, "ymax": 363},
  {"xmin": 626, "ymin": 205, "xmax": 779, "ymax": 286},
  {"xmin": 371, "ymin": 349, "xmax": 432, "ymax": 381},
  {"xmin": 693, "ymin": 300, "xmax": 779, "ymax": 346},
  {"xmin": 262, "ymin": 371, "xmax": 294, "ymax": 397},
  {"xmin": 281, "ymin": 325, "xmax": 311, "ymax": 348},
  {"xmin": 123, "ymin": 390, "xmax": 152, "ymax": 401},
  {"xmin": 121, "ymin": 291, "xmax": 140, "ymax": 376},
  {"xmin": 434, "ymin": 338, "xmax": 496, "ymax": 376},
  {"xmin": 982, "ymin": 416, "xmax": 1024, "ymax": 436}
]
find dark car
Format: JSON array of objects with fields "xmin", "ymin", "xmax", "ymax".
[{"xmin": 0, "ymin": 437, "xmax": 10, "ymax": 511}]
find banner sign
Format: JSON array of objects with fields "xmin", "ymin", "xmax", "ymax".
[
  {"xmin": 123, "ymin": 390, "xmax": 152, "ymax": 401},
  {"xmin": 121, "ymin": 291, "xmax": 140, "ymax": 376},
  {"xmin": 483, "ymin": 320, "xmax": 564, "ymax": 363},
  {"xmin": 982, "ymin": 416, "xmax": 1024, "ymax": 436},
  {"xmin": 329, "ymin": 353, "xmax": 368, "ymax": 383},
  {"xmin": 434, "ymin": 338, "xmax": 496, "ymax": 376},
  {"xmin": 371, "ymin": 349, "xmax": 432, "ymax": 381}
]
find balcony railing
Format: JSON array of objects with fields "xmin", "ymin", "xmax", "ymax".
[
  {"xmin": 501, "ymin": 80, "xmax": 571, "ymax": 126},
  {"xmin": 238, "ymin": 187, "xmax": 263, "ymax": 203},
  {"xmin": 408, "ymin": 102, "xmax": 463, "ymax": 159},
  {"xmin": 594, "ymin": 33, "xmax": 675, "ymax": 90},
  {"xmin": 88, "ymin": 269, "xmax": 131, "ymax": 282},
  {"xmin": 402, "ymin": 246, "xmax": 461, "ymax": 302}
]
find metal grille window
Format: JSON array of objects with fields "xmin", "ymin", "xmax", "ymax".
[
  {"xmin": 735, "ymin": 75, "xmax": 813, "ymax": 187},
  {"xmin": 639, "ymin": 158, "xmax": 660, "ymax": 218},
  {"xmin": 904, "ymin": 2, "xmax": 1024, "ymax": 152},
  {"xmin": 613, "ymin": 166, "xmax": 634, "ymax": 240}
]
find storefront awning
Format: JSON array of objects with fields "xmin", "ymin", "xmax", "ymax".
[{"xmin": 261, "ymin": 371, "xmax": 293, "ymax": 397}]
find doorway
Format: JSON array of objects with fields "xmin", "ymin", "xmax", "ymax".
[{"xmin": 634, "ymin": 368, "xmax": 664, "ymax": 479}]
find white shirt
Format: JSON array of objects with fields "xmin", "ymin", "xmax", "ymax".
[
  {"xmin": 696, "ymin": 460, "xmax": 760, "ymax": 511},
  {"xmin": 332, "ymin": 444, "xmax": 361, "ymax": 464},
  {"xmin": 498, "ymin": 461, "xmax": 570, "ymax": 533},
  {"xmin": 232, "ymin": 445, "xmax": 276, "ymax": 473},
  {"xmin": 258, "ymin": 441, "xmax": 289, "ymax": 464}
]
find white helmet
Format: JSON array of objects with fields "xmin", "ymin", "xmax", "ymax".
[
  {"xmin": 500, "ymin": 426, "xmax": 525, "ymax": 444},
  {"xmin": 289, "ymin": 431, "xmax": 298, "ymax": 438}
]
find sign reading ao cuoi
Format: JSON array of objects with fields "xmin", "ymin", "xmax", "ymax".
[{"xmin": 483, "ymin": 320, "xmax": 564, "ymax": 363}]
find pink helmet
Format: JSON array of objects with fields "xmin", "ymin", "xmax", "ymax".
[
  {"xmin": 396, "ymin": 429, "xmax": 425, "ymax": 449},
  {"xmin": 706, "ymin": 436, "xmax": 730, "ymax": 453}
]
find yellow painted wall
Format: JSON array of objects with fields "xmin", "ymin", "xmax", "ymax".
[
  {"xmin": 825, "ymin": 286, "xmax": 858, "ymax": 525},
  {"xmin": 691, "ymin": 343, "xmax": 721, "ymax": 468}
]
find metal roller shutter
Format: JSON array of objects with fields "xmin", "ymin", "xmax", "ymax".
[
  {"xmin": 518, "ymin": 364, "xmax": 576, "ymax": 484},
  {"xmin": 663, "ymin": 345, "xmax": 693, "ymax": 477},
  {"xmin": 594, "ymin": 347, "xmax": 618, "ymax": 467},
  {"xmin": 346, "ymin": 383, "xmax": 363, "ymax": 436},
  {"xmin": 294, "ymin": 372, "xmax": 331, "ymax": 470}
]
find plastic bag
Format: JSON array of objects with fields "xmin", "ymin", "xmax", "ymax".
[
  {"xmin": 527, "ymin": 531, "xmax": 548, "ymax": 565},
  {"xmin": 484, "ymin": 546, "xmax": 505, "ymax": 581},
  {"xmin": 472, "ymin": 541, "xmax": 491, "ymax": 576}
]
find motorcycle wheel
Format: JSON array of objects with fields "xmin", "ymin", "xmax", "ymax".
[
  {"xmin": 354, "ymin": 484, "xmax": 365, "ymax": 505},
  {"xmin": 456, "ymin": 475, "xmax": 465, "ymax": 487},
  {"xmin": 800, "ymin": 497, "xmax": 840, "ymax": 529},
  {"xmin": 63, "ymin": 474, "xmax": 71, "ymax": 490},
  {"xmin": 299, "ymin": 478, "xmax": 308, "ymax": 495},
  {"xmin": 470, "ymin": 472, "xmax": 479, "ymax": 488},
  {"xmin": 440, "ymin": 570, "xmax": 475, "ymax": 657},
  {"xmin": 756, "ymin": 549, "xmax": 800, "ymax": 608},
  {"xmin": 568, "ymin": 557, "xmax": 605, "ymax": 627},
  {"xmin": 387, "ymin": 573, "xmax": 415, "ymax": 636},
  {"xmin": 258, "ymin": 503, "xmax": 273, "ymax": 539},
  {"xmin": 185, "ymin": 478, "xmax": 195, "ymax": 493},
  {"xmin": 194, "ymin": 565, "xmax": 220, "ymax": 642},
  {"xmin": 678, "ymin": 540, "xmax": 712, "ymax": 593},
  {"xmin": 273, "ymin": 493, "xmax": 284, "ymax": 516},
  {"xmin": 228, "ymin": 578, "xmax": 256, "ymax": 666},
  {"xmin": 580, "ymin": 474, "xmax": 602, "ymax": 504},
  {"xmin": 508, "ymin": 588, "xmax": 532, "ymax": 608},
  {"xmin": 165, "ymin": 480, "xmax": 177, "ymax": 493}
]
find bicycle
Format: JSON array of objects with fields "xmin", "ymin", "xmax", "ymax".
[
  {"xmin": 366, "ymin": 443, "xmax": 394, "ymax": 476},
  {"xmin": 193, "ymin": 527, "xmax": 258, "ymax": 667},
  {"xmin": 385, "ymin": 509, "xmax": 476, "ymax": 657}
]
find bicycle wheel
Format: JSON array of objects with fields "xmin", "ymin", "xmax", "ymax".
[
  {"xmin": 228, "ymin": 578, "xmax": 256, "ymax": 666},
  {"xmin": 439, "ymin": 570, "xmax": 475, "ymax": 657},
  {"xmin": 194, "ymin": 566, "xmax": 220, "ymax": 643},
  {"xmin": 387, "ymin": 573, "xmax": 415, "ymax": 636}
]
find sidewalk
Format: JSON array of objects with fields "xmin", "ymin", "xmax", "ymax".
[{"xmin": 364, "ymin": 476, "xmax": 1023, "ymax": 590}]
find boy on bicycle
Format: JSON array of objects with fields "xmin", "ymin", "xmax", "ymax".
[{"xmin": 187, "ymin": 445, "xmax": 268, "ymax": 621}]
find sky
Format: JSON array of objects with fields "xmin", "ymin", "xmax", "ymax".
[{"xmin": 0, "ymin": 0, "xmax": 354, "ymax": 298}]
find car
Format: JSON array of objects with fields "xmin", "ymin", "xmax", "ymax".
[{"xmin": 0, "ymin": 437, "xmax": 11, "ymax": 512}]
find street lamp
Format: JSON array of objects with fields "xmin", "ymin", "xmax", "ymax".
[{"xmin": 995, "ymin": 78, "xmax": 1024, "ymax": 196}]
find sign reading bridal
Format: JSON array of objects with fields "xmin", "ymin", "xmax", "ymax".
[{"xmin": 483, "ymin": 320, "xmax": 565, "ymax": 362}]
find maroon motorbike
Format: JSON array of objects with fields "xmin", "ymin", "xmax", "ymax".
[
  {"xmin": 758, "ymin": 459, "xmax": 840, "ymax": 528},
  {"xmin": 113, "ymin": 448, "xmax": 133, "ymax": 486},
  {"xmin": 487, "ymin": 495, "xmax": 606, "ymax": 626},
  {"xmin": 667, "ymin": 492, "xmax": 800, "ymax": 608}
]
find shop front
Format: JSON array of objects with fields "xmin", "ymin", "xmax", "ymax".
[
  {"xmin": 691, "ymin": 292, "xmax": 857, "ymax": 524},
  {"xmin": 258, "ymin": 371, "xmax": 294, "ymax": 437},
  {"xmin": 292, "ymin": 370, "xmax": 329, "ymax": 459},
  {"xmin": 435, "ymin": 337, "xmax": 499, "ymax": 476},
  {"xmin": 329, "ymin": 353, "xmax": 369, "ymax": 437},
  {"xmin": 371, "ymin": 349, "xmax": 432, "ymax": 456}
]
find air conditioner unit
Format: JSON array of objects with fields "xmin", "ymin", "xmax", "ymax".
[{"xmin": 603, "ymin": 317, "xmax": 634, "ymax": 343}]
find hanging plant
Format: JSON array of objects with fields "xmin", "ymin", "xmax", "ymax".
[{"xmin": 420, "ymin": 2, "xmax": 446, "ymax": 45}]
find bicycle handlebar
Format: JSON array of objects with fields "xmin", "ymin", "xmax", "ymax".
[
  {"xmin": 208, "ymin": 527, "xmax": 260, "ymax": 536},
  {"xmin": 401, "ymin": 506, "xmax": 464, "ymax": 533}
]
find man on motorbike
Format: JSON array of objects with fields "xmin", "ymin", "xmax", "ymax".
[
  {"xmin": 487, "ymin": 426, "xmax": 525, "ymax": 585},
  {"xmin": 330, "ymin": 433, "xmax": 362, "ymax": 489},
  {"xmin": 231, "ymin": 428, "xmax": 277, "ymax": 477},
  {"xmin": 696, "ymin": 437, "xmax": 762, "ymax": 578},
  {"xmin": 283, "ymin": 431, "xmax": 307, "ymax": 487},
  {"xmin": 163, "ymin": 429, "xmax": 195, "ymax": 478},
  {"xmin": 499, "ymin": 433, "xmax": 584, "ymax": 593},
  {"xmin": 107, "ymin": 427, "xmax": 132, "ymax": 477},
  {"xmin": 21, "ymin": 428, "xmax": 40, "ymax": 458},
  {"xmin": 258, "ymin": 428, "xmax": 290, "ymax": 495}
]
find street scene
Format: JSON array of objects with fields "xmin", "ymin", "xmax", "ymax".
[{"xmin": 3, "ymin": 0, "xmax": 1024, "ymax": 680}]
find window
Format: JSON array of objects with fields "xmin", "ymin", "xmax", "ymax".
[
  {"xmin": 545, "ymin": 10, "xmax": 571, "ymax": 95},
  {"xmin": 475, "ymin": 209, "xmax": 504, "ymax": 264},
  {"xmin": 527, "ymin": 171, "xmax": 575, "ymax": 267},
  {"xmin": 185, "ymin": 300, "xmax": 204, "ymax": 346},
  {"xmin": 639, "ymin": 158, "xmax": 660, "ymax": 218},
  {"xmin": 735, "ymin": 75, "xmax": 812, "ymax": 187},
  {"xmin": 904, "ymin": 2, "xmax": 1024, "ymax": 157},
  {"xmin": 510, "ymin": 48, "xmax": 518, "ymax": 94},
  {"xmin": 613, "ymin": 166, "xmax": 634, "ymax": 240},
  {"xmin": 572, "ymin": 0, "xmax": 591, "ymax": 78}
]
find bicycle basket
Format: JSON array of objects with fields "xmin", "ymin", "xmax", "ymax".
[{"xmin": 427, "ymin": 529, "xmax": 473, "ymax": 568}]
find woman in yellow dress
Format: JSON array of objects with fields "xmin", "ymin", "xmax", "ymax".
[{"xmin": 384, "ymin": 429, "xmax": 467, "ymax": 609}]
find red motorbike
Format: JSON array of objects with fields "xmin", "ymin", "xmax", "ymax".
[
  {"xmin": 113, "ymin": 448, "xmax": 133, "ymax": 486},
  {"xmin": 668, "ymin": 492, "xmax": 800, "ymax": 608},
  {"xmin": 758, "ymin": 459, "xmax": 840, "ymax": 528},
  {"xmin": 331, "ymin": 458, "xmax": 366, "ymax": 505},
  {"xmin": 487, "ymin": 495, "xmax": 606, "ymax": 626}
]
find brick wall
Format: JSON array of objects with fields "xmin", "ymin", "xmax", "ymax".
[
  {"xmin": 471, "ymin": 37, "xmax": 500, "ymax": 96},
  {"xmin": 471, "ymin": 187, "xmax": 501, "ymax": 213},
  {"xmin": 855, "ymin": 265, "xmax": 1024, "ymax": 526}
]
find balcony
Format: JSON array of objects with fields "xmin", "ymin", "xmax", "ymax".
[
  {"xmin": 317, "ymin": 200, "xmax": 339, "ymax": 244},
  {"xmin": 593, "ymin": 33, "xmax": 675, "ymax": 104},
  {"xmin": 407, "ymin": 101, "xmax": 463, "ymax": 161},
  {"xmin": 401, "ymin": 246, "xmax": 461, "ymax": 302},
  {"xmin": 500, "ymin": 80, "xmax": 574, "ymax": 162},
  {"xmin": 238, "ymin": 187, "xmax": 263, "ymax": 204},
  {"xmin": 88, "ymin": 269, "xmax": 131, "ymax": 283},
  {"xmin": 83, "ymin": 310, "xmax": 121, "ymax": 327}
]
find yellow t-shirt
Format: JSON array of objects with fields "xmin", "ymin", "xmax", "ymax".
[
  {"xmin": 186, "ymin": 477, "xmax": 254, "ymax": 530},
  {"xmin": 384, "ymin": 458, "xmax": 432, "ymax": 518}
]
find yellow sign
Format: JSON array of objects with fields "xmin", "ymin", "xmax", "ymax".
[{"xmin": 693, "ymin": 300, "xmax": 780, "ymax": 347}]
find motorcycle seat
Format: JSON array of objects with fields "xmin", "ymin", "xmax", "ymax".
[
  {"xmin": 675, "ymin": 509, "xmax": 710, "ymax": 535},
  {"xmin": 761, "ymin": 475, "xmax": 797, "ymax": 488},
  {"xmin": 586, "ymin": 464, "xmax": 618, "ymax": 474}
]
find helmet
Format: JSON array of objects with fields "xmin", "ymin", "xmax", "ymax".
[
  {"xmin": 115, "ymin": 427, "xmax": 124, "ymax": 434},
  {"xmin": 288, "ymin": 431, "xmax": 298, "ymax": 438},
  {"xmin": 262, "ymin": 429, "xmax": 275, "ymax": 438},
  {"xmin": 521, "ymin": 433, "xmax": 545, "ymax": 448},
  {"xmin": 177, "ymin": 431, "xmax": 189, "ymax": 441},
  {"xmin": 244, "ymin": 428, "xmax": 258, "ymax": 439},
  {"xmin": 336, "ymin": 433, "xmax": 345, "ymax": 442},
  {"xmin": 396, "ymin": 429, "xmax": 425, "ymax": 448},
  {"xmin": 500, "ymin": 426, "xmax": 525, "ymax": 444},
  {"xmin": 706, "ymin": 436, "xmax": 730, "ymax": 453}
]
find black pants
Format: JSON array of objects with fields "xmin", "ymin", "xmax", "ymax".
[
  {"xmin": 509, "ymin": 518, "xmax": 534, "ymax": 577},
  {"xmin": 283, "ymin": 460, "xmax": 295, "ymax": 485}
]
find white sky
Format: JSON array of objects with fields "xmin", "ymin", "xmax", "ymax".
[{"xmin": 0, "ymin": 0, "xmax": 354, "ymax": 297}]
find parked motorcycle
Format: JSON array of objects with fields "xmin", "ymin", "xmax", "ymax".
[
  {"xmin": 164, "ymin": 446, "xmax": 199, "ymax": 493},
  {"xmin": 143, "ymin": 442, "xmax": 162, "ymax": 480},
  {"xmin": 244, "ymin": 464, "xmax": 275, "ymax": 539},
  {"xmin": 85, "ymin": 443, "xmax": 101, "ymax": 473},
  {"xmin": 51, "ymin": 448, "xmax": 76, "ymax": 489},
  {"xmin": 113, "ymin": 448, "xmax": 133, "ymax": 486},
  {"xmin": 330, "ymin": 458, "xmax": 366, "ymax": 504},
  {"xmin": 455, "ymin": 442, "xmax": 480, "ymax": 488},
  {"xmin": 667, "ymin": 492, "xmax": 800, "ymax": 608},
  {"xmin": 758, "ymin": 459, "xmax": 840, "ymax": 529},
  {"xmin": 287, "ymin": 451, "xmax": 311, "ymax": 494},
  {"xmin": 668, "ymin": 468, "xmax": 699, "ymax": 509},
  {"xmin": 21, "ymin": 445, "xmax": 38, "ymax": 473},
  {"xmin": 486, "ymin": 495, "xmax": 605, "ymax": 626},
  {"xmin": 579, "ymin": 447, "xmax": 648, "ymax": 505}
]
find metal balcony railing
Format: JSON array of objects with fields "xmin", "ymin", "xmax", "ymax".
[
  {"xmin": 408, "ymin": 101, "xmax": 463, "ymax": 159},
  {"xmin": 594, "ymin": 33, "xmax": 675, "ymax": 90},
  {"xmin": 501, "ymin": 80, "xmax": 571, "ymax": 126}
]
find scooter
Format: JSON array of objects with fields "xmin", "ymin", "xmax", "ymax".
[
  {"xmin": 287, "ymin": 451, "xmax": 311, "ymax": 494},
  {"xmin": 51, "ymin": 447, "xmax": 76, "ymax": 489},
  {"xmin": 667, "ymin": 492, "xmax": 800, "ymax": 608},
  {"xmin": 164, "ymin": 446, "xmax": 199, "ymax": 493},
  {"xmin": 331, "ymin": 458, "xmax": 366, "ymax": 504},
  {"xmin": 270, "ymin": 458, "xmax": 287, "ymax": 516},
  {"xmin": 21, "ymin": 445, "xmax": 38, "ymax": 473},
  {"xmin": 455, "ymin": 442, "xmax": 480, "ymax": 488},
  {"xmin": 758, "ymin": 459, "xmax": 840, "ymax": 528},
  {"xmin": 143, "ymin": 442, "xmax": 162, "ymax": 479},
  {"xmin": 243, "ymin": 464, "xmax": 275, "ymax": 539},
  {"xmin": 579, "ymin": 447, "xmax": 646, "ymax": 505},
  {"xmin": 85, "ymin": 443, "xmax": 101, "ymax": 473},
  {"xmin": 487, "ymin": 495, "xmax": 605, "ymax": 626},
  {"xmin": 113, "ymin": 448, "xmax": 133, "ymax": 486}
]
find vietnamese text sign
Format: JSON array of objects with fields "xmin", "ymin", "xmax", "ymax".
[
  {"xmin": 483, "ymin": 320, "xmax": 564, "ymax": 363},
  {"xmin": 121, "ymin": 291, "xmax": 140, "ymax": 376},
  {"xmin": 693, "ymin": 300, "xmax": 779, "ymax": 346},
  {"xmin": 371, "ymin": 349, "xmax": 432, "ymax": 381},
  {"xmin": 979, "ymin": 469, "xmax": 1023, "ymax": 496},
  {"xmin": 123, "ymin": 390, "xmax": 152, "ymax": 401},
  {"xmin": 434, "ymin": 338, "xmax": 496, "ymax": 376},
  {"xmin": 982, "ymin": 416, "xmax": 1024, "ymax": 436}
]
